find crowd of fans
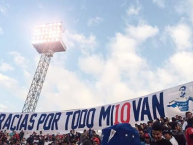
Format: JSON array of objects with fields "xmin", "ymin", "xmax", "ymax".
[
  {"xmin": 0, "ymin": 128, "xmax": 100, "ymax": 145},
  {"xmin": 135, "ymin": 111, "xmax": 193, "ymax": 145},
  {"xmin": 1, "ymin": 111, "xmax": 193, "ymax": 145}
]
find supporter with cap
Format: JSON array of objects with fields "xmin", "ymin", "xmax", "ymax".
[
  {"xmin": 150, "ymin": 123, "xmax": 172, "ymax": 145},
  {"xmin": 163, "ymin": 129, "xmax": 178, "ymax": 145},
  {"xmin": 144, "ymin": 133, "xmax": 152, "ymax": 145},
  {"xmin": 93, "ymin": 137, "xmax": 100, "ymax": 145}
]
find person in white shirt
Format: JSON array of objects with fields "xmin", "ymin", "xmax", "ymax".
[
  {"xmin": 163, "ymin": 129, "xmax": 178, "ymax": 145},
  {"xmin": 20, "ymin": 138, "xmax": 27, "ymax": 145},
  {"xmin": 33, "ymin": 137, "xmax": 39, "ymax": 144},
  {"xmin": 182, "ymin": 112, "xmax": 192, "ymax": 131}
]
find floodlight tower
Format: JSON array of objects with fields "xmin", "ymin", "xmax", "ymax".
[{"xmin": 22, "ymin": 22, "xmax": 66, "ymax": 113}]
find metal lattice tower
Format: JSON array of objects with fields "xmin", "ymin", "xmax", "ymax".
[
  {"xmin": 22, "ymin": 51, "xmax": 54, "ymax": 113},
  {"xmin": 22, "ymin": 22, "xmax": 66, "ymax": 113}
]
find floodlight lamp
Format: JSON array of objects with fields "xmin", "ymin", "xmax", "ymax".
[{"xmin": 32, "ymin": 22, "xmax": 66, "ymax": 54}]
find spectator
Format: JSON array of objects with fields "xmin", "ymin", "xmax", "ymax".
[
  {"xmin": 144, "ymin": 133, "xmax": 152, "ymax": 145},
  {"xmin": 93, "ymin": 137, "xmax": 100, "ymax": 145},
  {"xmin": 160, "ymin": 117, "xmax": 165, "ymax": 125},
  {"xmin": 163, "ymin": 129, "xmax": 178, "ymax": 145},
  {"xmin": 167, "ymin": 122, "xmax": 173, "ymax": 130},
  {"xmin": 63, "ymin": 140, "xmax": 69, "ymax": 145},
  {"xmin": 146, "ymin": 120, "xmax": 153, "ymax": 134},
  {"xmin": 185, "ymin": 118, "xmax": 193, "ymax": 145},
  {"xmin": 138, "ymin": 128, "xmax": 145, "ymax": 144},
  {"xmin": 88, "ymin": 128, "xmax": 93, "ymax": 140},
  {"xmin": 150, "ymin": 122, "xmax": 172, "ymax": 145},
  {"xmin": 69, "ymin": 130, "xmax": 75, "ymax": 142},
  {"xmin": 21, "ymin": 138, "xmax": 27, "ymax": 145},
  {"xmin": 39, "ymin": 136, "xmax": 45, "ymax": 145},
  {"xmin": 82, "ymin": 139, "xmax": 93, "ymax": 145},
  {"xmin": 19, "ymin": 130, "xmax": 24, "ymax": 141},
  {"xmin": 27, "ymin": 135, "xmax": 34, "ymax": 145},
  {"xmin": 171, "ymin": 122, "xmax": 186, "ymax": 145},
  {"xmin": 182, "ymin": 112, "xmax": 192, "ymax": 131},
  {"xmin": 172, "ymin": 117, "xmax": 177, "ymax": 122}
]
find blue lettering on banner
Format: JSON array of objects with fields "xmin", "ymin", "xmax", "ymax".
[
  {"xmin": 132, "ymin": 92, "xmax": 165, "ymax": 121},
  {"xmin": 132, "ymin": 98, "xmax": 142, "ymax": 122},
  {"xmin": 141, "ymin": 97, "xmax": 152, "ymax": 121},
  {"xmin": 65, "ymin": 112, "xmax": 73, "ymax": 130},
  {"xmin": 111, "ymin": 105, "xmax": 114, "ymax": 126},
  {"xmin": 10, "ymin": 115, "xmax": 19, "ymax": 131},
  {"xmin": 16, "ymin": 115, "xmax": 23, "ymax": 130},
  {"xmin": 78, "ymin": 109, "xmax": 88, "ymax": 129},
  {"xmin": 37, "ymin": 114, "xmax": 46, "ymax": 130},
  {"xmin": 19, "ymin": 114, "xmax": 29, "ymax": 130},
  {"xmin": 2, "ymin": 114, "xmax": 12, "ymax": 130},
  {"xmin": 28, "ymin": 114, "xmax": 37, "ymax": 130},
  {"xmin": 72, "ymin": 110, "xmax": 80, "ymax": 130},
  {"xmin": 86, "ymin": 108, "xmax": 96, "ymax": 128},
  {"xmin": 152, "ymin": 92, "xmax": 165, "ymax": 119},
  {"xmin": 99, "ymin": 105, "xmax": 111, "ymax": 126},
  {"xmin": 0, "ymin": 114, "xmax": 6, "ymax": 129},
  {"xmin": 43, "ymin": 113, "xmax": 54, "ymax": 130},
  {"xmin": 65, "ymin": 108, "xmax": 96, "ymax": 130},
  {"xmin": 0, "ymin": 91, "xmax": 167, "ymax": 132},
  {"xmin": 51, "ymin": 112, "xmax": 61, "ymax": 130}
]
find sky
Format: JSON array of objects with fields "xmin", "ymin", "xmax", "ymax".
[{"xmin": 0, "ymin": 0, "xmax": 193, "ymax": 113}]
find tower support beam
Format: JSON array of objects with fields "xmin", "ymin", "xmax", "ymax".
[{"xmin": 22, "ymin": 51, "xmax": 53, "ymax": 113}]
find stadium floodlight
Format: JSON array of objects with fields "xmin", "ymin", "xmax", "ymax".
[
  {"xmin": 22, "ymin": 22, "xmax": 66, "ymax": 113},
  {"xmin": 32, "ymin": 22, "xmax": 66, "ymax": 53}
]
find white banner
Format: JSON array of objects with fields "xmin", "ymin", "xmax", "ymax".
[{"xmin": 1, "ymin": 82, "xmax": 193, "ymax": 133}]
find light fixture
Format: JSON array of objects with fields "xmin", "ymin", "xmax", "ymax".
[{"xmin": 32, "ymin": 22, "xmax": 66, "ymax": 53}]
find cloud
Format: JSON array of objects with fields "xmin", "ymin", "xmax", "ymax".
[
  {"xmin": 126, "ymin": 23, "xmax": 159, "ymax": 41},
  {"xmin": 8, "ymin": 51, "xmax": 28, "ymax": 68},
  {"xmin": 127, "ymin": 5, "xmax": 141, "ymax": 16},
  {"xmin": 152, "ymin": 0, "xmax": 166, "ymax": 8},
  {"xmin": 63, "ymin": 30, "xmax": 97, "ymax": 51},
  {"xmin": 0, "ymin": 104, "xmax": 7, "ymax": 109},
  {"xmin": 0, "ymin": 62, "xmax": 14, "ymax": 72},
  {"xmin": 166, "ymin": 23, "xmax": 192, "ymax": 51},
  {"xmin": 0, "ymin": 28, "xmax": 3, "ymax": 35},
  {"xmin": 78, "ymin": 55, "xmax": 105, "ymax": 76},
  {"xmin": 0, "ymin": 73, "xmax": 17, "ymax": 87},
  {"xmin": 0, "ymin": 104, "xmax": 7, "ymax": 111},
  {"xmin": 0, "ymin": 73, "xmax": 26, "ymax": 101},
  {"xmin": 87, "ymin": 17, "xmax": 103, "ymax": 26},
  {"xmin": 168, "ymin": 52, "xmax": 193, "ymax": 79},
  {"xmin": 37, "ymin": 65, "xmax": 100, "ymax": 111},
  {"xmin": 174, "ymin": 1, "xmax": 193, "ymax": 24}
]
